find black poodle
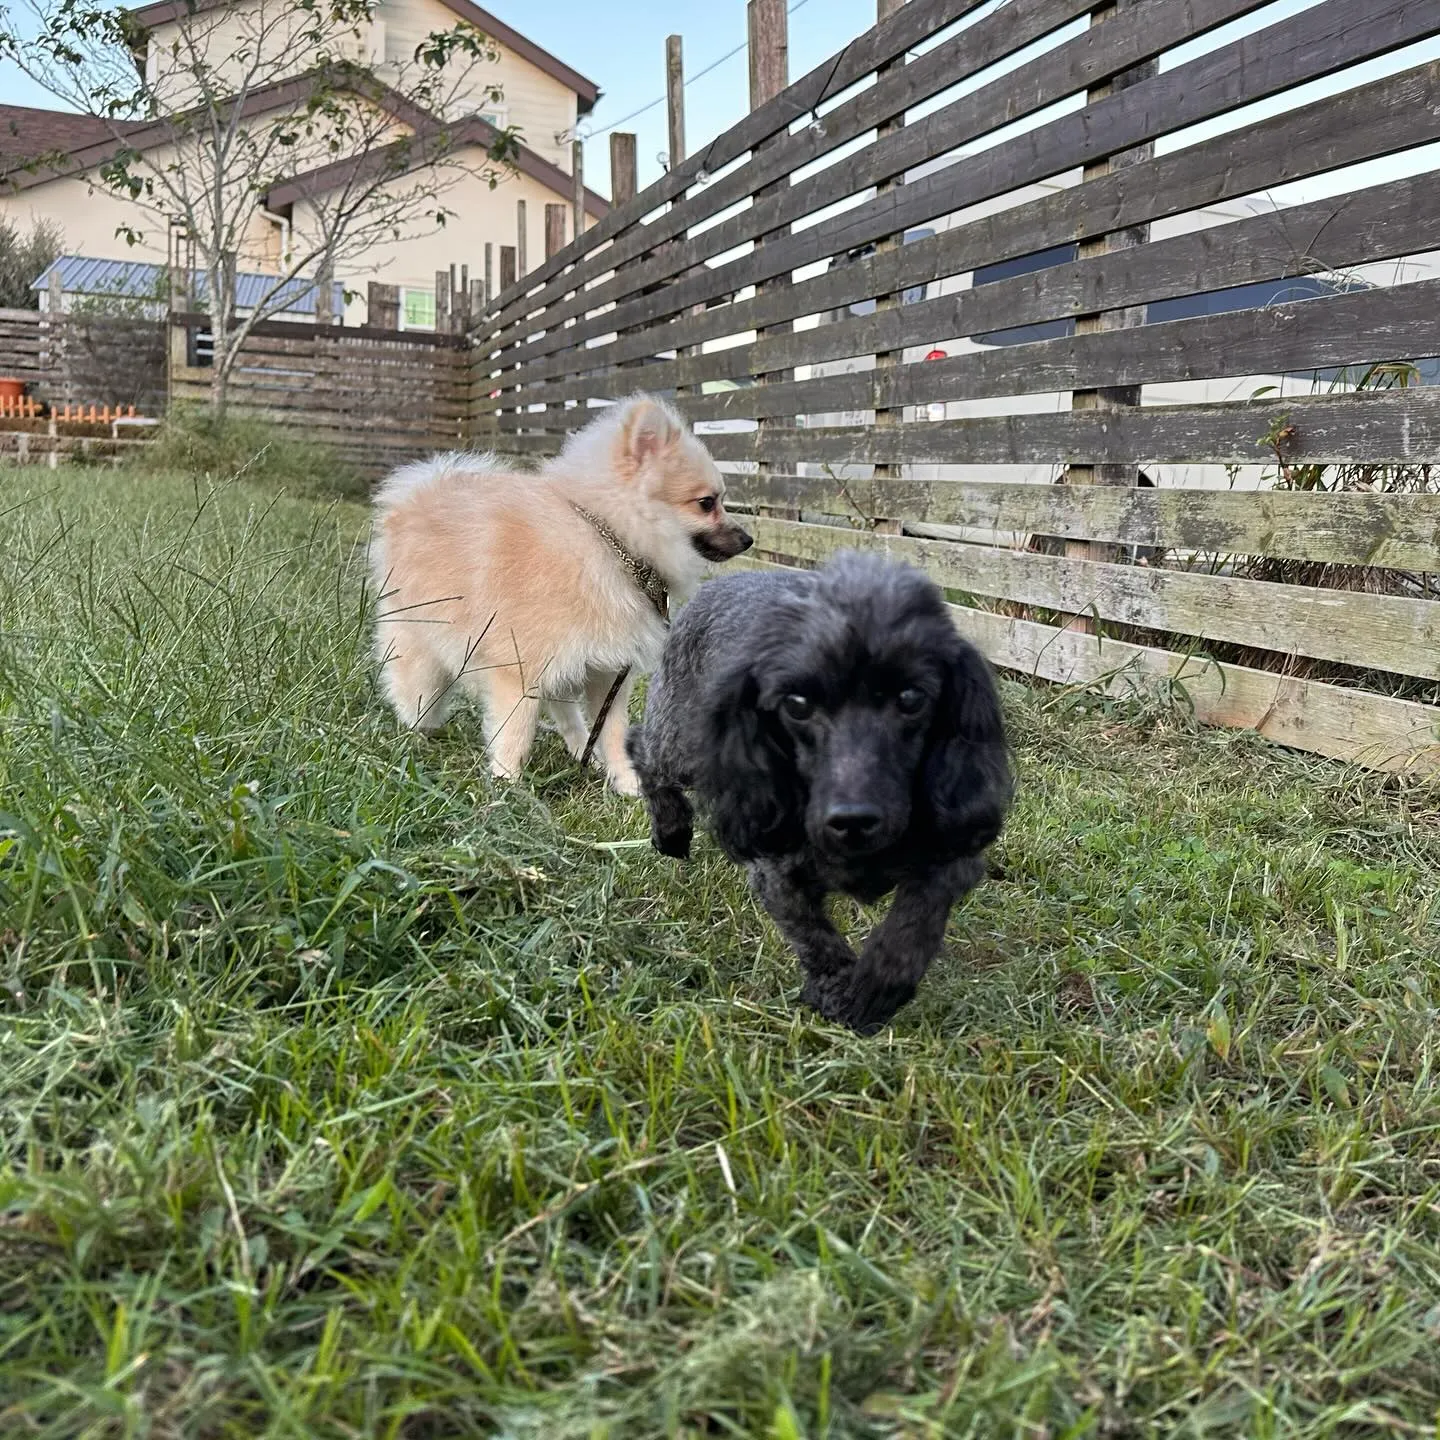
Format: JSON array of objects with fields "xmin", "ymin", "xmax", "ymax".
[{"xmin": 626, "ymin": 550, "xmax": 1013, "ymax": 1034}]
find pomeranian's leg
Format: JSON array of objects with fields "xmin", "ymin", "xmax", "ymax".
[
  {"xmin": 584, "ymin": 669, "xmax": 640, "ymax": 796},
  {"xmin": 626, "ymin": 724, "xmax": 693, "ymax": 857},
  {"xmin": 544, "ymin": 698, "xmax": 591, "ymax": 760},
  {"xmin": 375, "ymin": 628, "xmax": 456, "ymax": 733},
  {"xmin": 477, "ymin": 665, "xmax": 542, "ymax": 781}
]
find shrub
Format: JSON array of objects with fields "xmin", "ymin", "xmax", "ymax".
[{"xmin": 142, "ymin": 406, "xmax": 366, "ymax": 499}]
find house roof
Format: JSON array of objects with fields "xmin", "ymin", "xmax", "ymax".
[
  {"xmin": 262, "ymin": 111, "xmax": 610, "ymax": 218},
  {"xmin": 0, "ymin": 69, "xmax": 608, "ymax": 217},
  {"xmin": 126, "ymin": 0, "xmax": 600, "ymax": 114},
  {"xmin": 34, "ymin": 254, "xmax": 344, "ymax": 313},
  {"xmin": 0, "ymin": 104, "xmax": 146, "ymax": 166}
]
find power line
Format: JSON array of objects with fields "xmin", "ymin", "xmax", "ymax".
[{"xmin": 582, "ymin": 0, "xmax": 813, "ymax": 142}]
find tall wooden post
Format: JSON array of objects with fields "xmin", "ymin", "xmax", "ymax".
[
  {"xmin": 367, "ymin": 281, "xmax": 399, "ymax": 330},
  {"xmin": 610, "ymin": 132, "xmax": 638, "ymax": 207},
  {"xmin": 435, "ymin": 267, "xmax": 452, "ymax": 333},
  {"xmin": 315, "ymin": 261, "xmax": 335, "ymax": 326},
  {"xmin": 571, "ymin": 139, "xmax": 585, "ymax": 241},
  {"xmin": 1064, "ymin": 0, "xmax": 1156, "ymax": 581},
  {"xmin": 666, "ymin": 35, "xmax": 686, "ymax": 170},
  {"xmin": 871, "ymin": 0, "xmax": 907, "ymax": 534},
  {"xmin": 749, "ymin": 0, "xmax": 794, "ymax": 520},
  {"xmin": 544, "ymin": 204, "xmax": 567, "ymax": 260},
  {"xmin": 484, "ymin": 242, "xmax": 494, "ymax": 305},
  {"xmin": 516, "ymin": 198, "xmax": 529, "ymax": 276},
  {"xmin": 499, "ymin": 246, "xmax": 517, "ymax": 292}
]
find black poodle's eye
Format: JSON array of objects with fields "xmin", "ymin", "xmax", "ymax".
[
  {"xmin": 697, "ymin": 495, "xmax": 718, "ymax": 513},
  {"xmin": 780, "ymin": 694, "xmax": 814, "ymax": 722},
  {"xmin": 897, "ymin": 687, "xmax": 929, "ymax": 716}
]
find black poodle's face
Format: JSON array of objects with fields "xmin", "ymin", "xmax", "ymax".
[
  {"xmin": 769, "ymin": 663, "xmax": 938, "ymax": 860},
  {"xmin": 697, "ymin": 554, "xmax": 1012, "ymax": 868}
]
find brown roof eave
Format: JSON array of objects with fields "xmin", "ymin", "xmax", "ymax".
[
  {"xmin": 126, "ymin": 0, "xmax": 599, "ymax": 110},
  {"xmin": 263, "ymin": 121, "xmax": 610, "ymax": 217}
]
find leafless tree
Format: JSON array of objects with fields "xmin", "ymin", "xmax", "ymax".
[{"xmin": 2, "ymin": 0, "xmax": 519, "ymax": 413}]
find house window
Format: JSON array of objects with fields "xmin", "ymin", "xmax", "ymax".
[{"xmin": 402, "ymin": 288, "xmax": 436, "ymax": 330}]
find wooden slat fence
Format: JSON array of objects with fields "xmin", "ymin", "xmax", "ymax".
[
  {"xmin": 0, "ymin": 308, "xmax": 165, "ymax": 413},
  {"xmin": 468, "ymin": 0, "xmax": 1440, "ymax": 773},
  {"xmin": 170, "ymin": 314, "xmax": 470, "ymax": 471}
]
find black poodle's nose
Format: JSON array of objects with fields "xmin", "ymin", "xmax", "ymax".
[{"xmin": 824, "ymin": 803, "xmax": 884, "ymax": 848}]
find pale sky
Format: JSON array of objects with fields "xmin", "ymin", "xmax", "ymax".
[{"xmin": 2, "ymin": 0, "xmax": 1437, "ymax": 203}]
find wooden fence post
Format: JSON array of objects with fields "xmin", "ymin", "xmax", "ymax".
[
  {"xmin": 749, "ymin": 0, "xmax": 795, "ymax": 524},
  {"xmin": 315, "ymin": 262, "xmax": 335, "ymax": 326},
  {"xmin": 516, "ymin": 199, "xmax": 529, "ymax": 277},
  {"xmin": 367, "ymin": 282, "xmax": 399, "ymax": 330},
  {"xmin": 484, "ymin": 242, "xmax": 494, "ymax": 307},
  {"xmin": 545, "ymin": 204, "xmax": 567, "ymax": 260},
  {"xmin": 435, "ymin": 267, "xmax": 452, "ymax": 334},
  {"xmin": 666, "ymin": 35, "xmax": 686, "ymax": 169},
  {"xmin": 499, "ymin": 246, "xmax": 517, "ymax": 293},
  {"xmin": 572, "ymin": 139, "xmax": 585, "ymax": 240},
  {"xmin": 871, "ymin": 0, "xmax": 907, "ymax": 536},
  {"xmin": 663, "ymin": 40, "xmax": 699, "ymax": 404},
  {"xmin": 1064, "ymin": 0, "xmax": 1157, "ymax": 582},
  {"xmin": 610, "ymin": 132, "xmax": 638, "ymax": 207}
]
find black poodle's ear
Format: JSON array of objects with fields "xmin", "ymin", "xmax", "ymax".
[
  {"xmin": 695, "ymin": 661, "xmax": 806, "ymax": 861},
  {"xmin": 922, "ymin": 639, "xmax": 1013, "ymax": 859}
]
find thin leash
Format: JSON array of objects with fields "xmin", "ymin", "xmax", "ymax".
[{"xmin": 573, "ymin": 507, "xmax": 670, "ymax": 769}]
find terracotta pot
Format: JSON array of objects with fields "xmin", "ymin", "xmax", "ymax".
[{"xmin": 0, "ymin": 378, "xmax": 24, "ymax": 401}]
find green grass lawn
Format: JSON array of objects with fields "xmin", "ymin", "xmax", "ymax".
[{"xmin": 2, "ymin": 467, "xmax": 1440, "ymax": 1438}]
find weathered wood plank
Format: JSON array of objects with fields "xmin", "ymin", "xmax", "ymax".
[
  {"xmin": 698, "ymin": 388, "xmax": 1440, "ymax": 467},
  {"xmin": 748, "ymin": 517, "xmax": 1440, "ymax": 680},
  {"xmin": 498, "ymin": 171, "xmax": 1440, "ymax": 409},
  {"xmin": 501, "ymin": 48, "xmax": 1440, "ymax": 383},
  {"xmin": 488, "ymin": 0, "xmax": 987, "ymax": 312},
  {"xmin": 493, "ymin": 0, "xmax": 1122, "ymax": 329},
  {"xmin": 489, "ymin": 4, "xmax": 1440, "ymax": 371},
  {"xmin": 732, "ymin": 555, "xmax": 1440, "ymax": 772},
  {"xmin": 491, "ymin": 277, "xmax": 1440, "ymax": 427},
  {"xmin": 485, "ymin": 0, "xmax": 1438, "ymax": 357},
  {"xmin": 727, "ymin": 476, "xmax": 1440, "ymax": 572}
]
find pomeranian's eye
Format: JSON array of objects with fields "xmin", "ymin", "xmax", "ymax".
[
  {"xmin": 780, "ymin": 694, "xmax": 814, "ymax": 722},
  {"xmin": 697, "ymin": 495, "xmax": 717, "ymax": 513},
  {"xmin": 897, "ymin": 688, "xmax": 928, "ymax": 716}
]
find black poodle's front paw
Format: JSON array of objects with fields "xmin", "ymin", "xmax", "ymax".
[
  {"xmin": 802, "ymin": 970, "xmax": 918, "ymax": 1036},
  {"xmin": 651, "ymin": 819, "xmax": 693, "ymax": 860}
]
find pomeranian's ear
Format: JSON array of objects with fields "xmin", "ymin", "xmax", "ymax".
[{"xmin": 621, "ymin": 395, "xmax": 682, "ymax": 471}]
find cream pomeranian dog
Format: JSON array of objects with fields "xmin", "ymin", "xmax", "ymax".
[{"xmin": 369, "ymin": 395, "xmax": 753, "ymax": 794}]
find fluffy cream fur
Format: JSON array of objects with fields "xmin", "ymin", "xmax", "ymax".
[{"xmin": 369, "ymin": 394, "xmax": 751, "ymax": 793}]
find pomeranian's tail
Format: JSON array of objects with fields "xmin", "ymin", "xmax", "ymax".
[{"xmin": 371, "ymin": 450, "xmax": 504, "ymax": 514}]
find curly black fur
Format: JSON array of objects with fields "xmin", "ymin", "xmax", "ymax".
[{"xmin": 626, "ymin": 551, "xmax": 1013, "ymax": 1034}]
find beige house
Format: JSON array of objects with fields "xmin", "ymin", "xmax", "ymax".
[{"xmin": 0, "ymin": 0, "xmax": 607, "ymax": 327}]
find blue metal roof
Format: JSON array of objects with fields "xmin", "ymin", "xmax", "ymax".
[{"xmin": 32, "ymin": 255, "xmax": 345, "ymax": 314}]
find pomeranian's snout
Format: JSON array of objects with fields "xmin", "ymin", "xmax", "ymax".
[{"xmin": 692, "ymin": 522, "xmax": 754, "ymax": 562}]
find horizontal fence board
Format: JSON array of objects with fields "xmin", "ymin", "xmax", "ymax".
[
  {"xmin": 957, "ymin": 602, "xmax": 1440, "ymax": 771},
  {"xmin": 170, "ymin": 313, "xmax": 466, "ymax": 349},
  {"xmin": 498, "ymin": 0, "xmax": 1096, "ymax": 330},
  {"xmin": 727, "ymin": 476, "xmax": 1440, "ymax": 571},
  {"xmin": 730, "ymin": 555, "xmax": 1440, "ymax": 771},
  {"xmin": 484, "ymin": 0, "xmax": 1438, "ymax": 359},
  {"xmin": 747, "ymin": 517, "xmax": 1440, "ymax": 680},
  {"xmin": 501, "ymin": 172, "xmax": 1440, "ymax": 408},
  {"xmin": 490, "ymin": 0, "xmax": 985, "ymax": 310},
  {"xmin": 494, "ymin": 0, "xmax": 1261, "ymax": 333},
  {"xmin": 489, "ymin": 277, "xmax": 1440, "ymax": 429},
  {"xmin": 498, "ymin": 59, "xmax": 1440, "ymax": 379},
  {"xmin": 690, "ymin": 388, "xmax": 1440, "ymax": 467}
]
